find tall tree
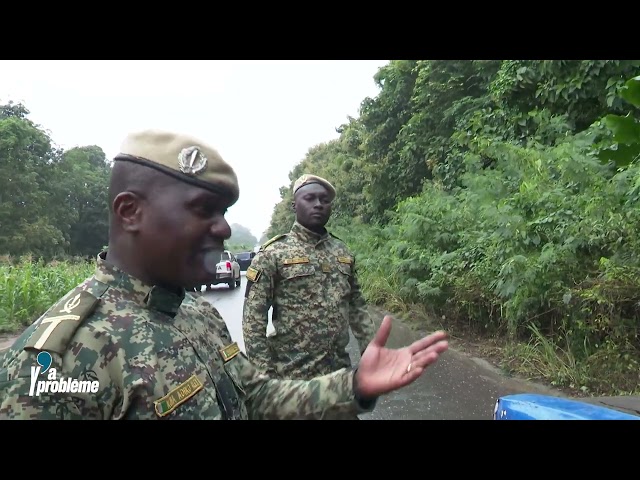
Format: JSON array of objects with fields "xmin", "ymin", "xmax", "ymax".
[
  {"xmin": 55, "ymin": 146, "xmax": 112, "ymax": 257},
  {"xmin": 0, "ymin": 102, "xmax": 67, "ymax": 257}
]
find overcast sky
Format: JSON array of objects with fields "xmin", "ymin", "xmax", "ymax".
[{"xmin": 0, "ymin": 60, "xmax": 389, "ymax": 241}]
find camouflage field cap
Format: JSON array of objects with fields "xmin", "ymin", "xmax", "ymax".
[
  {"xmin": 114, "ymin": 129, "xmax": 240, "ymax": 205},
  {"xmin": 292, "ymin": 174, "xmax": 336, "ymax": 201}
]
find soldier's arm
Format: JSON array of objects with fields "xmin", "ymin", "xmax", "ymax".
[
  {"xmin": 242, "ymin": 251, "xmax": 277, "ymax": 374},
  {"xmin": 348, "ymin": 257, "xmax": 376, "ymax": 354},
  {"xmin": 226, "ymin": 353, "xmax": 376, "ymax": 420}
]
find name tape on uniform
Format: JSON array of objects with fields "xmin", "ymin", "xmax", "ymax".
[{"xmin": 154, "ymin": 374, "xmax": 204, "ymax": 417}]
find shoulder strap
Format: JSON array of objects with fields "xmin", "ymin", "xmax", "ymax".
[
  {"xmin": 24, "ymin": 282, "xmax": 109, "ymax": 355},
  {"xmin": 259, "ymin": 233, "xmax": 287, "ymax": 251}
]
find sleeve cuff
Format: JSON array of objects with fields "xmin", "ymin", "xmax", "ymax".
[{"xmin": 352, "ymin": 366, "xmax": 378, "ymax": 412}]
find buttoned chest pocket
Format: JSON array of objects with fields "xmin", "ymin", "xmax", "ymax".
[
  {"xmin": 337, "ymin": 262, "xmax": 352, "ymax": 277},
  {"xmin": 280, "ymin": 263, "xmax": 316, "ymax": 283}
]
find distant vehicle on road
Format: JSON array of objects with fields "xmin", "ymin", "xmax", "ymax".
[
  {"xmin": 493, "ymin": 393, "xmax": 640, "ymax": 420},
  {"xmin": 235, "ymin": 251, "xmax": 255, "ymax": 271},
  {"xmin": 195, "ymin": 250, "xmax": 241, "ymax": 292}
]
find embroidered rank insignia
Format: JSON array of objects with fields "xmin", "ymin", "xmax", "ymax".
[
  {"xmin": 154, "ymin": 374, "xmax": 204, "ymax": 417},
  {"xmin": 24, "ymin": 290, "xmax": 101, "ymax": 355},
  {"xmin": 220, "ymin": 342, "xmax": 240, "ymax": 362},
  {"xmin": 337, "ymin": 256, "xmax": 352, "ymax": 264}
]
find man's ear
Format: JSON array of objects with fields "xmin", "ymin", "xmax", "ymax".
[{"xmin": 112, "ymin": 191, "xmax": 144, "ymax": 232}]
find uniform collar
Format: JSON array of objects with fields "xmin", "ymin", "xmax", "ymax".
[
  {"xmin": 94, "ymin": 251, "xmax": 185, "ymax": 317},
  {"xmin": 290, "ymin": 221, "xmax": 331, "ymax": 246}
]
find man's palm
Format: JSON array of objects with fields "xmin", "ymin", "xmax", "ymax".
[{"xmin": 356, "ymin": 316, "xmax": 449, "ymax": 398}]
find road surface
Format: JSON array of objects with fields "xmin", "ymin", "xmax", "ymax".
[{"xmin": 0, "ymin": 272, "xmax": 563, "ymax": 419}]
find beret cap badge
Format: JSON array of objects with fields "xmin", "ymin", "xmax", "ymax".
[{"xmin": 178, "ymin": 146, "xmax": 208, "ymax": 176}]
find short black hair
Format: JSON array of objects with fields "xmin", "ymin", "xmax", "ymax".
[{"xmin": 107, "ymin": 160, "xmax": 176, "ymax": 213}]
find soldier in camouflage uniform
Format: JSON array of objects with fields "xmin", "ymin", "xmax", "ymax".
[
  {"xmin": 242, "ymin": 174, "xmax": 378, "ymax": 419},
  {"xmin": 0, "ymin": 129, "xmax": 449, "ymax": 420}
]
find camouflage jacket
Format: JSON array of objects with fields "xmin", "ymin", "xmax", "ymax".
[
  {"xmin": 242, "ymin": 221, "xmax": 376, "ymax": 380},
  {"xmin": 0, "ymin": 252, "xmax": 375, "ymax": 420}
]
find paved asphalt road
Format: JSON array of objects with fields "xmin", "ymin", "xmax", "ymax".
[{"xmin": 1, "ymin": 272, "xmax": 563, "ymax": 419}]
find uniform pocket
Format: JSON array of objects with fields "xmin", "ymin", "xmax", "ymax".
[
  {"xmin": 222, "ymin": 358, "xmax": 246, "ymax": 396},
  {"xmin": 280, "ymin": 263, "xmax": 316, "ymax": 280},
  {"xmin": 337, "ymin": 262, "xmax": 352, "ymax": 276}
]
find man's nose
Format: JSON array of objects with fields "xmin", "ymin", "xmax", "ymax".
[{"xmin": 210, "ymin": 217, "xmax": 232, "ymax": 239}]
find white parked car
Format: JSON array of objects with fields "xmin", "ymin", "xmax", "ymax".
[{"xmin": 200, "ymin": 250, "xmax": 241, "ymax": 291}]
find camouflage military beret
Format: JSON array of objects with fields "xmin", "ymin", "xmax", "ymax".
[
  {"xmin": 114, "ymin": 129, "xmax": 239, "ymax": 205},
  {"xmin": 292, "ymin": 174, "xmax": 336, "ymax": 201}
]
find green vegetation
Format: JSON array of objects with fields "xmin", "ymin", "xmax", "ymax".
[
  {"xmin": 0, "ymin": 255, "xmax": 93, "ymax": 333},
  {"xmin": 266, "ymin": 61, "xmax": 640, "ymax": 396},
  {"xmin": 1, "ymin": 102, "xmax": 111, "ymax": 260},
  {"xmin": 0, "ymin": 102, "xmax": 110, "ymax": 333},
  {"xmin": 226, "ymin": 223, "xmax": 258, "ymax": 253}
]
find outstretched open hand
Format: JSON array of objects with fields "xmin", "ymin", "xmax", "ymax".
[{"xmin": 355, "ymin": 316, "xmax": 449, "ymax": 399}]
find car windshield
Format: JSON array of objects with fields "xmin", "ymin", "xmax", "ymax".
[{"xmin": 236, "ymin": 252, "xmax": 251, "ymax": 260}]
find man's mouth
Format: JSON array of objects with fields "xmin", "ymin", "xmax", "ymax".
[{"xmin": 200, "ymin": 245, "xmax": 224, "ymax": 275}]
